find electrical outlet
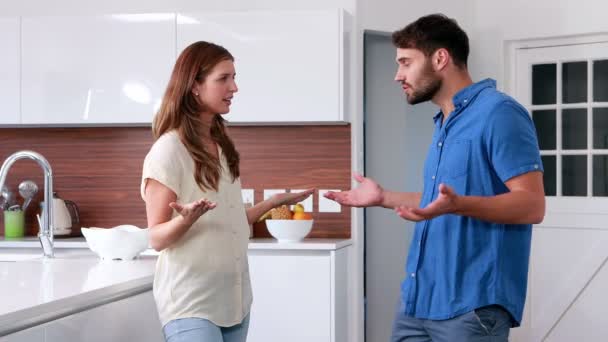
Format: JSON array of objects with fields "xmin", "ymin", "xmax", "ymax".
[
  {"xmin": 263, "ymin": 189, "xmax": 286, "ymax": 201},
  {"xmin": 289, "ymin": 189, "xmax": 313, "ymax": 212},
  {"xmin": 241, "ymin": 189, "xmax": 254, "ymax": 205},
  {"xmin": 318, "ymin": 189, "xmax": 342, "ymax": 213}
]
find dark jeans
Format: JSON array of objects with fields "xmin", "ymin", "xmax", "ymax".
[{"xmin": 391, "ymin": 301, "xmax": 511, "ymax": 342}]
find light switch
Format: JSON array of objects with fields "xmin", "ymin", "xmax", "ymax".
[
  {"xmin": 241, "ymin": 189, "xmax": 254, "ymax": 205},
  {"xmin": 318, "ymin": 189, "xmax": 342, "ymax": 213},
  {"xmin": 289, "ymin": 189, "xmax": 313, "ymax": 212},
  {"xmin": 264, "ymin": 189, "xmax": 286, "ymax": 201}
]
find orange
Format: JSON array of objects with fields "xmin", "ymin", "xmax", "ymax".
[{"xmin": 293, "ymin": 212, "xmax": 313, "ymax": 220}]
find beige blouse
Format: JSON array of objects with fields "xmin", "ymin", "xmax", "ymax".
[{"xmin": 141, "ymin": 130, "xmax": 252, "ymax": 327}]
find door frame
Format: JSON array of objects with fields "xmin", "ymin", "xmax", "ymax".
[
  {"xmin": 506, "ymin": 33, "xmax": 608, "ymax": 341},
  {"xmin": 505, "ymin": 32, "xmax": 608, "ymax": 100}
]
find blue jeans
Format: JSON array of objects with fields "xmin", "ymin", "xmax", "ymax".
[
  {"xmin": 391, "ymin": 301, "xmax": 511, "ymax": 342},
  {"xmin": 163, "ymin": 315, "xmax": 250, "ymax": 342}
]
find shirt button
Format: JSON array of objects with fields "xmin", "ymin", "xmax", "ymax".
[
  {"xmin": 431, "ymin": 175, "xmax": 435, "ymax": 180},
  {"xmin": 411, "ymin": 273, "xmax": 416, "ymax": 278},
  {"xmin": 438, "ymin": 142, "xmax": 443, "ymax": 147},
  {"xmin": 534, "ymin": 164, "xmax": 539, "ymax": 169},
  {"xmin": 464, "ymin": 99, "xmax": 468, "ymax": 103}
]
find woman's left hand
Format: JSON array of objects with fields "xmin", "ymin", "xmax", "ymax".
[{"xmin": 272, "ymin": 189, "xmax": 314, "ymax": 207}]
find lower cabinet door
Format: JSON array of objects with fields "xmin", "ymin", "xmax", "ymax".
[
  {"xmin": 247, "ymin": 251, "xmax": 332, "ymax": 342},
  {"xmin": 44, "ymin": 291, "xmax": 164, "ymax": 342},
  {"xmin": 0, "ymin": 326, "xmax": 44, "ymax": 342}
]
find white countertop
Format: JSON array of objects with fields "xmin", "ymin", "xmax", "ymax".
[
  {"xmin": 0, "ymin": 237, "xmax": 352, "ymax": 251},
  {"xmin": 248, "ymin": 238, "xmax": 351, "ymax": 250},
  {"xmin": 0, "ymin": 236, "xmax": 351, "ymax": 336},
  {"xmin": 0, "ymin": 250, "xmax": 156, "ymax": 336},
  {"xmin": 0, "ymin": 237, "xmax": 89, "ymax": 249}
]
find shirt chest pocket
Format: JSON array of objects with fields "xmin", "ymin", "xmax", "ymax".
[{"xmin": 439, "ymin": 139, "xmax": 471, "ymax": 178}]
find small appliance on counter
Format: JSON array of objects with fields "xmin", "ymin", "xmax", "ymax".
[{"xmin": 40, "ymin": 192, "xmax": 80, "ymax": 236}]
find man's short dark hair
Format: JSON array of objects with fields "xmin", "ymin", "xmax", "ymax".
[{"xmin": 392, "ymin": 14, "xmax": 469, "ymax": 69}]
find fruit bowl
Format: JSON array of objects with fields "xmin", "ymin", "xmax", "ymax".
[
  {"xmin": 81, "ymin": 225, "xmax": 150, "ymax": 260},
  {"xmin": 266, "ymin": 219, "xmax": 313, "ymax": 242}
]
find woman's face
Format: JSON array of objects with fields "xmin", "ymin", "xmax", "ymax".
[{"xmin": 193, "ymin": 59, "xmax": 238, "ymax": 115}]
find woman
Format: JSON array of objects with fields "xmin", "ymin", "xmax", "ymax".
[{"xmin": 141, "ymin": 41, "xmax": 313, "ymax": 342}]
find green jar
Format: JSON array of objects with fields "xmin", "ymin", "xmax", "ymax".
[{"xmin": 4, "ymin": 210, "xmax": 25, "ymax": 239}]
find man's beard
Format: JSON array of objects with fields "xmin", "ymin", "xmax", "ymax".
[{"xmin": 406, "ymin": 64, "xmax": 442, "ymax": 105}]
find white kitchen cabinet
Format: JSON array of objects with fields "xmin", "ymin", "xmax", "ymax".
[
  {"xmin": 43, "ymin": 290, "xmax": 163, "ymax": 342},
  {"xmin": 247, "ymin": 247, "xmax": 348, "ymax": 342},
  {"xmin": 21, "ymin": 14, "xmax": 176, "ymax": 125},
  {"xmin": 177, "ymin": 10, "xmax": 351, "ymax": 123},
  {"xmin": 0, "ymin": 17, "xmax": 21, "ymax": 124},
  {"xmin": 1, "ymin": 290, "xmax": 163, "ymax": 342}
]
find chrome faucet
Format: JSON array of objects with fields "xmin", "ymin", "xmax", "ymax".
[{"xmin": 0, "ymin": 151, "xmax": 54, "ymax": 257}]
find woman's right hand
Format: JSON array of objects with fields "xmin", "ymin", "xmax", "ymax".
[{"xmin": 169, "ymin": 198, "xmax": 217, "ymax": 226}]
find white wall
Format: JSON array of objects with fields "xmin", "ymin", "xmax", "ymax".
[
  {"xmin": 468, "ymin": 0, "xmax": 608, "ymax": 90},
  {"xmin": 358, "ymin": 0, "xmax": 473, "ymax": 33}
]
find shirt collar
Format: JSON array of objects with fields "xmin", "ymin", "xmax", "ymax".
[
  {"xmin": 432, "ymin": 78, "xmax": 497, "ymax": 124},
  {"xmin": 454, "ymin": 78, "xmax": 496, "ymax": 106}
]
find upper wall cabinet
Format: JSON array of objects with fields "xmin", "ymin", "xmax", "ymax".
[
  {"xmin": 0, "ymin": 17, "xmax": 21, "ymax": 124},
  {"xmin": 21, "ymin": 14, "xmax": 176, "ymax": 124},
  {"xmin": 177, "ymin": 10, "xmax": 351, "ymax": 123}
]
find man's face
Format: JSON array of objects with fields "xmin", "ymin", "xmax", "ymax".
[{"xmin": 394, "ymin": 48, "xmax": 441, "ymax": 105}]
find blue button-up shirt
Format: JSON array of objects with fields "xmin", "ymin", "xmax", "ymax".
[{"xmin": 401, "ymin": 79, "xmax": 542, "ymax": 327}]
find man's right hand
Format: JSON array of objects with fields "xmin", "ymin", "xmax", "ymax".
[
  {"xmin": 169, "ymin": 198, "xmax": 217, "ymax": 226},
  {"xmin": 323, "ymin": 172, "xmax": 384, "ymax": 208}
]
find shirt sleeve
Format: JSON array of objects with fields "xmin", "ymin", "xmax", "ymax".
[
  {"xmin": 140, "ymin": 139, "xmax": 182, "ymax": 201},
  {"xmin": 483, "ymin": 100, "xmax": 543, "ymax": 183}
]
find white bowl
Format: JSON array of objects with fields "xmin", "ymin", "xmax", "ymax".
[
  {"xmin": 266, "ymin": 219, "xmax": 313, "ymax": 242},
  {"xmin": 81, "ymin": 225, "xmax": 150, "ymax": 260}
]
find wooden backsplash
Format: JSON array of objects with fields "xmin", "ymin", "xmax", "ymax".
[{"xmin": 0, "ymin": 125, "xmax": 351, "ymax": 239}]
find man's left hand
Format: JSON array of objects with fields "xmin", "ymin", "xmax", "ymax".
[{"xmin": 395, "ymin": 183, "xmax": 458, "ymax": 222}]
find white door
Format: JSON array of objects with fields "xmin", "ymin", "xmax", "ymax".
[
  {"xmin": 512, "ymin": 40, "xmax": 608, "ymax": 341},
  {"xmin": 363, "ymin": 31, "xmax": 436, "ymax": 342}
]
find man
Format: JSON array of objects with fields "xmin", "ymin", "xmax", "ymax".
[{"xmin": 324, "ymin": 14, "xmax": 545, "ymax": 342}]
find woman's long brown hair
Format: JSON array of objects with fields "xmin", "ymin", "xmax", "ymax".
[{"xmin": 152, "ymin": 41, "xmax": 240, "ymax": 192}]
